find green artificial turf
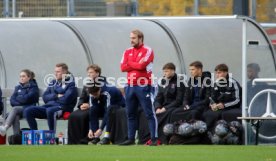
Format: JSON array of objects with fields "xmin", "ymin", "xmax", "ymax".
[{"xmin": 0, "ymin": 145, "xmax": 275, "ymax": 161}]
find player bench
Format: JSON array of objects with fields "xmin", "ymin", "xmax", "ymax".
[{"xmin": 237, "ymin": 116, "xmax": 276, "ymax": 145}]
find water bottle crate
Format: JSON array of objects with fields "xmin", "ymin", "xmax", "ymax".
[{"xmin": 22, "ymin": 130, "xmax": 55, "ymax": 145}]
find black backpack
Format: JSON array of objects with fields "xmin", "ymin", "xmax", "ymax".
[
  {"xmin": 8, "ymin": 134, "xmax": 21, "ymax": 145},
  {"xmin": 8, "ymin": 128, "xmax": 30, "ymax": 145},
  {"xmin": 169, "ymin": 134, "xmax": 202, "ymax": 145}
]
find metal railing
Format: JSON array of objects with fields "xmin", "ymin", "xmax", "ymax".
[
  {"xmin": 0, "ymin": 0, "xmax": 275, "ymax": 23},
  {"xmin": 0, "ymin": 0, "xmax": 133, "ymax": 17}
]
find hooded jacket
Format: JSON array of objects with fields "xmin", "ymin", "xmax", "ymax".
[
  {"xmin": 10, "ymin": 79, "xmax": 39, "ymax": 107},
  {"xmin": 42, "ymin": 74, "xmax": 78, "ymax": 113}
]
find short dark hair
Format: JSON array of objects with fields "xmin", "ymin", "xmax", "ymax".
[
  {"xmin": 87, "ymin": 83, "xmax": 101, "ymax": 95},
  {"xmin": 86, "ymin": 64, "xmax": 102, "ymax": 75},
  {"xmin": 56, "ymin": 63, "xmax": 68, "ymax": 72},
  {"xmin": 162, "ymin": 62, "xmax": 176, "ymax": 71},
  {"xmin": 215, "ymin": 63, "xmax": 228, "ymax": 72},
  {"xmin": 189, "ymin": 61, "xmax": 203, "ymax": 69}
]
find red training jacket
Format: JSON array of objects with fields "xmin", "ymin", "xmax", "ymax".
[{"xmin": 120, "ymin": 44, "xmax": 154, "ymax": 86}]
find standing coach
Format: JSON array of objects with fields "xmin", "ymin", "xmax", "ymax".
[{"xmin": 120, "ymin": 29, "xmax": 158, "ymax": 146}]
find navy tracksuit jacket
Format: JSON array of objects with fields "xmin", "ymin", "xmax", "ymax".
[
  {"xmin": 24, "ymin": 76, "xmax": 78, "ymax": 131},
  {"xmin": 89, "ymin": 85, "xmax": 125, "ymax": 132}
]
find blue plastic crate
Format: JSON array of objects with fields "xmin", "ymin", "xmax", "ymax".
[
  {"xmin": 33, "ymin": 130, "xmax": 55, "ymax": 145},
  {"xmin": 22, "ymin": 130, "xmax": 34, "ymax": 145}
]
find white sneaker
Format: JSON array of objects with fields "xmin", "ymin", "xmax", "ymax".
[{"xmin": 0, "ymin": 126, "xmax": 7, "ymax": 136}]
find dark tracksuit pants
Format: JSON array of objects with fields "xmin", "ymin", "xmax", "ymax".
[
  {"xmin": 108, "ymin": 107, "xmax": 150, "ymax": 144},
  {"xmin": 137, "ymin": 108, "xmax": 150, "ymax": 144},
  {"xmin": 125, "ymin": 85, "xmax": 158, "ymax": 141},
  {"xmin": 89, "ymin": 104, "xmax": 121, "ymax": 132},
  {"xmin": 202, "ymin": 107, "xmax": 242, "ymax": 129},
  {"xmin": 23, "ymin": 105, "xmax": 62, "ymax": 131},
  {"xmin": 89, "ymin": 105, "xmax": 105, "ymax": 132},
  {"xmin": 170, "ymin": 104, "xmax": 206, "ymax": 124}
]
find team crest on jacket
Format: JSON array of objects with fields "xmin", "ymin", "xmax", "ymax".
[
  {"xmin": 18, "ymin": 89, "xmax": 21, "ymax": 93},
  {"xmin": 171, "ymin": 84, "xmax": 175, "ymax": 89},
  {"xmin": 138, "ymin": 52, "xmax": 142, "ymax": 57}
]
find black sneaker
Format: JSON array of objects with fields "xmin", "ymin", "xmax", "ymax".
[
  {"xmin": 98, "ymin": 137, "xmax": 111, "ymax": 145},
  {"xmin": 91, "ymin": 138, "xmax": 100, "ymax": 145},
  {"xmin": 79, "ymin": 137, "xmax": 93, "ymax": 145},
  {"xmin": 119, "ymin": 139, "xmax": 135, "ymax": 146}
]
